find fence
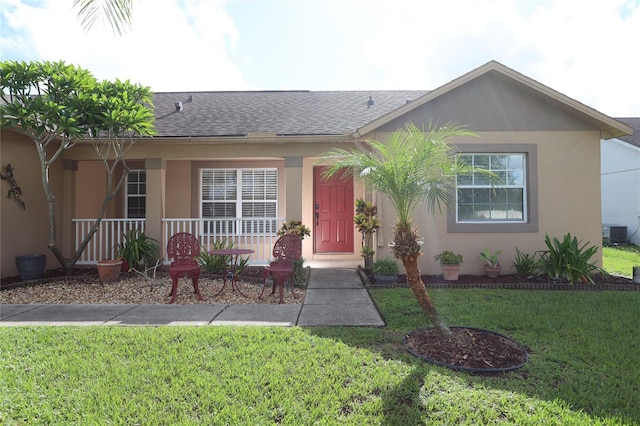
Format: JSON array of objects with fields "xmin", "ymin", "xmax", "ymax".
[{"xmin": 74, "ymin": 217, "xmax": 286, "ymax": 265}]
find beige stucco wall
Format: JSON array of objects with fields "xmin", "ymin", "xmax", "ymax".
[
  {"xmin": 371, "ymin": 130, "xmax": 603, "ymax": 275},
  {"xmin": 1, "ymin": 130, "xmax": 64, "ymax": 277},
  {"xmin": 41, "ymin": 70, "xmax": 608, "ymax": 274}
]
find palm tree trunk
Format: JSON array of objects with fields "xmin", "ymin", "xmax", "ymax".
[{"xmin": 401, "ymin": 255, "xmax": 451, "ymax": 336}]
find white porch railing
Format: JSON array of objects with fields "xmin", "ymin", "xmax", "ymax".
[
  {"xmin": 73, "ymin": 217, "xmax": 285, "ymax": 265},
  {"xmin": 162, "ymin": 218, "xmax": 285, "ymax": 266},
  {"xmin": 73, "ymin": 218, "xmax": 145, "ymax": 264}
]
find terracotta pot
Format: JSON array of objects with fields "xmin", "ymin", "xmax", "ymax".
[
  {"xmin": 485, "ymin": 265, "xmax": 502, "ymax": 278},
  {"xmin": 440, "ymin": 264, "xmax": 460, "ymax": 281},
  {"xmin": 97, "ymin": 259, "xmax": 123, "ymax": 282}
]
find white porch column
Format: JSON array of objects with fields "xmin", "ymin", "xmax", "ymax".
[
  {"xmin": 284, "ymin": 156, "xmax": 303, "ymax": 221},
  {"xmin": 145, "ymin": 158, "xmax": 166, "ymax": 248}
]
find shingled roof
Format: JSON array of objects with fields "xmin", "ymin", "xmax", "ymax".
[
  {"xmin": 614, "ymin": 117, "xmax": 640, "ymax": 148},
  {"xmin": 151, "ymin": 90, "xmax": 428, "ymax": 137}
]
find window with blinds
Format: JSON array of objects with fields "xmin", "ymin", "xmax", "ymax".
[{"xmin": 201, "ymin": 169, "xmax": 278, "ymax": 234}]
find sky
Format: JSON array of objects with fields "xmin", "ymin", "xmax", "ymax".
[{"xmin": 1, "ymin": 0, "xmax": 639, "ymax": 117}]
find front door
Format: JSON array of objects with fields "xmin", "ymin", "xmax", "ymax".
[{"xmin": 313, "ymin": 166, "xmax": 354, "ymax": 253}]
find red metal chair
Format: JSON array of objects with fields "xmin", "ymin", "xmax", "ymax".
[
  {"xmin": 167, "ymin": 232, "xmax": 203, "ymax": 304},
  {"xmin": 259, "ymin": 234, "xmax": 302, "ymax": 304}
]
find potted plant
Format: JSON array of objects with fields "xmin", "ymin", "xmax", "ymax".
[
  {"xmin": 480, "ymin": 248, "xmax": 503, "ymax": 278},
  {"xmin": 277, "ymin": 219, "xmax": 311, "ymax": 239},
  {"xmin": 96, "ymin": 259, "xmax": 123, "ymax": 282},
  {"xmin": 372, "ymin": 257, "xmax": 399, "ymax": 285},
  {"xmin": 434, "ymin": 250, "xmax": 463, "ymax": 281},
  {"xmin": 354, "ymin": 199, "xmax": 381, "ymax": 271},
  {"xmin": 116, "ymin": 230, "xmax": 160, "ymax": 273}
]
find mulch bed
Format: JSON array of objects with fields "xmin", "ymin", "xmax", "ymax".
[
  {"xmin": 404, "ymin": 327, "xmax": 528, "ymax": 373},
  {"xmin": 0, "ymin": 266, "xmax": 268, "ymax": 290},
  {"xmin": 364, "ymin": 270, "xmax": 639, "ymax": 291},
  {"xmin": 0, "ymin": 266, "xmax": 305, "ymax": 305}
]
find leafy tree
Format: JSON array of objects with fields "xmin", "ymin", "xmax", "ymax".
[
  {"xmin": 1, "ymin": 60, "xmax": 156, "ymax": 273},
  {"xmin": 73, "ymin": 0, "xmax": 133, "ymax": 35},
  {"xmin": 319, "ymin": 122, "xmax": 479, "ymax": 336}
]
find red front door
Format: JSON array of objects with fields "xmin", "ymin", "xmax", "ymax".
[{"xmin": 313, "ymin": 166, "xmax": 354, "ymax": 253}]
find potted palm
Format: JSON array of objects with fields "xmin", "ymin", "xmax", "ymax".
[
  {"xmin": 480, "ymin": 248, "xmax": 503, "ymax": 278},
  {"xmin": 434, "ymin": 250, "xmax": 463, "ymax": 281},
  {"xmin": 372, "ymin": 257, "xmax": 399, "ymax": 285}
]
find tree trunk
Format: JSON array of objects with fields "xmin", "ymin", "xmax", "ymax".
[{"xmin": 401, "ymin": 255, "xmax": 451, "ymax": 336}]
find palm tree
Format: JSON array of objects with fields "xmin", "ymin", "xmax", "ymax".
[
  {"xmin": 73, "ymin": 0, "xmax": 133, "ymax": 35},
  {"xmin": 319, "ymin": 122, "xmax": 478, "ymax": 336}
]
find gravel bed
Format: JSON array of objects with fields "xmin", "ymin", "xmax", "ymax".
[{"xmin": 1, "ymin": 274, "xmax": 305, "ymax": 305}]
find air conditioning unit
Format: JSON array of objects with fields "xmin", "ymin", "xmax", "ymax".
[{"xmin": 602, "ymin": 224, "xmax": 627, "ymax": 245}]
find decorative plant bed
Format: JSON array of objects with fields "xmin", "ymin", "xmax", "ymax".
[{"xmin": 403, "ymin": 326, "xmax": 528, "ymax": 374}]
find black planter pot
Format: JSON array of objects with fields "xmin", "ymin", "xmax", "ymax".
[
  {"xmin": 15, "ymin": 254, "xmax": 47, "ymax": 282},
  {"xmin": 373, "ymin": 273, "xmax": 398, "ymax": 286}
]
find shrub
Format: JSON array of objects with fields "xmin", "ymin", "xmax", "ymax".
[
  {"xmin": 197, "ymin": 239, "xmax": 234, "ymax": 274},
  {"xmin": 292, "ymin": 257, "xmax": 308, "ymax": 284},
  {"xmin": 537, "ymin": 233, "xmax": 604, "ymax": 283},
  {"xmin": 511, "ymin": 248, "xmax": 538, "ymax": 277},
  {"xmin": 372, "ymin": 257, "xmax": 399, "ymax": 275},
  {"xmin": 116, "ymin": 230, "xmax": 159, "ymax": 271}
]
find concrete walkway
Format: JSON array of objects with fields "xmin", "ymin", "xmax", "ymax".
[{"xmin": 0, "ymin": 268, "xmax": 385, "ymax": 327}]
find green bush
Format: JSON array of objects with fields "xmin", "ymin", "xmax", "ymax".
[
  {"xmin": 511, "ymin": 248, "xmax": 538, "ymax": 277},
  {"xmin": 372, "ymin": 257, "xmax": 399, "ymax": 275},
  {"xmin": 116, "ymin": 230, "xmax": 159, "ymax": 271},
  {"xmin": 292, "ymin": 257, "xmax": 308, "ymax": 284},
  {"xmin": 537, "ymin": 233, "xmax": 604, "ymax": 283},
  {"xmin": 197, "ymin": 239, "xmax": 234, "ymax": 274}
]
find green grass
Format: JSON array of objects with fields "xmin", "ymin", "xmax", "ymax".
[
  {"xmin": 2, "ymin": 288, "xmax": 639, "ymax": 425},
  {"xmin": 603, "ymin": 244, "xmax": 640, "ymax": 277}
]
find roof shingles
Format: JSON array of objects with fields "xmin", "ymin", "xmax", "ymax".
[
  {"xmin": 614, "ymin": 117, "xmax": 640, "ymax": 148},
  {"xmin": 152, "ymin": 90, "xmax": 428, "ymax": 137}
]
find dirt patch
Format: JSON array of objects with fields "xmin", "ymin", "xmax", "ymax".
[{"xmin": 404, "ymin": 327, "xmax": 528, "ymax": 373}]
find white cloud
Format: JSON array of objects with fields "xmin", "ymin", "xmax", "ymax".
[
  {"xmin": 357, "ymin": 0, "xmax": 640, "ymax": 116},
  {"xmin": 1, "ymin": 0, "xmax": 248, "ymax": 91},
  {"xmin": 1, "ymin": 0, "xmax": 639, "ymax": 115}
]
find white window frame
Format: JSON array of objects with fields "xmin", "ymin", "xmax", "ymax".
[
  {"xmin": 125, "ymin": 169, "xmax": 146, "ymax": 219},
  {"xmin": 200, "ymin": 168, "xmax": 278, "ymax": 235},
  {"xmin": 447, "ymin": 143, "xmax": 538, "ymax": 234},
  {"xmin": 456, "ymin": 153, "xmax": 527, "ymax": 224}
]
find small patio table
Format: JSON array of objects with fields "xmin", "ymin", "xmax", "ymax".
[{"xmin": 208, "ymin": 248, "xmax": 255, "ymax": 298}]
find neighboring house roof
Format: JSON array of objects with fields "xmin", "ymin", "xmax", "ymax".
[
  {"xmin": 152, "ymin": 90, "xmax": 427, "ymax": 137},
  {"xmin": 614, "ymin": 117, "xmax": 640, "ymax": 148}
]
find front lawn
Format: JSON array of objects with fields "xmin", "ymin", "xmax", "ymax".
[
  {"xmin": 603, "ymin": 244, "xmax": 640, "ymax": 278},
  {"xmin": 2, "ymin": 288, "xmax": 639, "ymax": 425}
]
